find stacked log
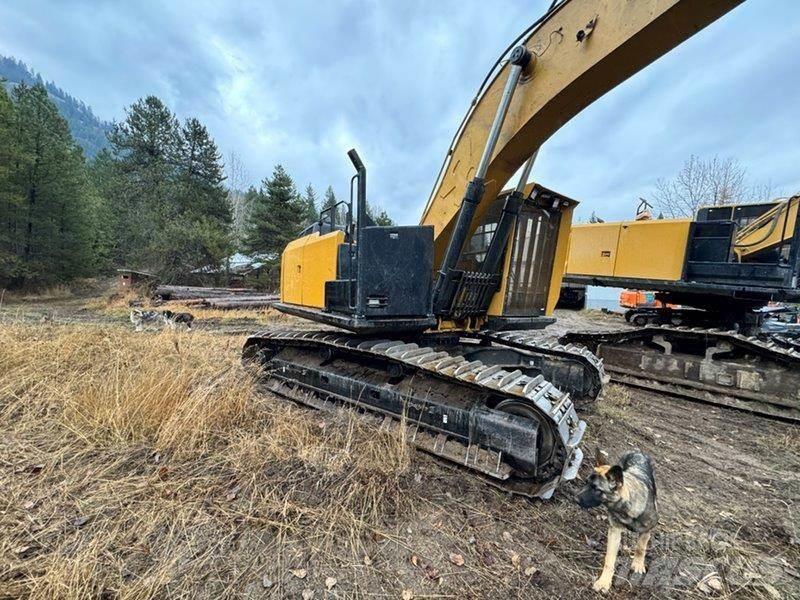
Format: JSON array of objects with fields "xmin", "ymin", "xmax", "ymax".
[
  {"xmin": 201, "ymin": 296, "xmax": 277, "ymax": 310},
  {"xmin": 154, "ymin": 285, "xmax": 257, "ymax": 300},
  {"xmin": 153, "ymin": 285, "xmax": 278, "ymax": 310}
]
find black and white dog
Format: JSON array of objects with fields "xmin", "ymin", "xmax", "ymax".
[
  {"xmin": 130, "ymin": 309, "xmax": 195, "ymax": 331},
  {"xmin": 161, "ymin": 310, "xmax": 195, "ymax": 330},
  {"xmin": 129, "ymin": 309, "xmax": 163, "ymax": 332}
]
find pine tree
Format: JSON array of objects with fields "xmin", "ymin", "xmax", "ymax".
[
  {"xmin": 0, "ymin": 82, "xmax": 23, "ymax": 280},
  {"xmin": 85, "ymin": 150, "xmax": 116, "ymax": 274},
  {"xmin": 147, "ymin": 117, "xmax": 233, "ymax": 280},
  {"xmin": 244, "ymin": 165, "xmax": 303, "ymax": 256},
  {"xmin": 177, "ymin": 117, "xmax": 230, "ymax": 224},
  {"xmin": 6, "ymin": 83, "xmax": 95, "ymax": 285},
  {"xmin": 108, "ymin": 96, "xmax": 180, "ymax": 172},
  {"xmin": 107, "ymin": 96, "xmax": 180, "ymax": 265},
  {"xmin": 105, "ymin": 97, "xmax": 234, "ymax": 279},
  {"xmin": 301, "ymin": 184, "xmax": 319, "ymax": 227},
  {"xmin": 321, "ymin": 185, "xmax": 343, "ymax": 226}
]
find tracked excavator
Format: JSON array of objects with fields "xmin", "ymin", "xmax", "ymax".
[
  {"xmin": 243, "ymin": 0, "xmax": 746, "ymax": 499},
  {"xmin": 561, "ymin": 195, "xmax": 800, "ymax": 422}
]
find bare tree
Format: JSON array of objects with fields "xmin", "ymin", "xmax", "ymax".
[
  {"xmin": 652, "ymin": 155, "xmax": 772, "ymax": 218},
  {"xmin": 225, "ymin": 151, "xmax": 252, "ymax": 247}
]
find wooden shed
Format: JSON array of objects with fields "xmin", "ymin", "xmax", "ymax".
[{"xmin": 116, "ymin": 269, "xmax": 157, "ymax": 292}]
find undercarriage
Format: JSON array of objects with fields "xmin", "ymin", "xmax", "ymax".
[
  {"xmin": 562, "ymin": 325, "xmax": 800, "ymax": 423},
  {"xmin": 244, "ymin": 329, "xmax": 605, "ymax": 499}
]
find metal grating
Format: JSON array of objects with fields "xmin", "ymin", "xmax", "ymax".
[{"xmin": 504, "ymin": 205, "xmax": 560, "ymax": 315}]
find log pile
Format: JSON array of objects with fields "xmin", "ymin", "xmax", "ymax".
[{"xmin": 154, "ymin": 285, "xmax": 278, "ymax": 310}]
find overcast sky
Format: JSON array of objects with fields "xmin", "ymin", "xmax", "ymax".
[{"xmin": 1, "ymin": 0, "xmax": 798, "ymax": 224}]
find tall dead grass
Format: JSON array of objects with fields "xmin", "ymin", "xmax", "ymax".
[
  {"xmin": 0, "ymin": 323, "xmax": 413, "ymax": 598},
  {"xmin": 1, "ymin": 284, "xmax": 74, "ymax": 303}
]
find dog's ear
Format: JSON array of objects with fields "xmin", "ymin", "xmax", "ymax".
[
  {"xmin": 607, "ymin": 465, "xmax": 624, "ymax": 489},
  {"xmin": 595, "ymin": 448, "xmax": 608, "ymax": 467}
]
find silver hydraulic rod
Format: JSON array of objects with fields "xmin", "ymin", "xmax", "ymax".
[
  {"xmin": 432, "ymin": 46, "xmax": 532, "ymax": 314},
  {"xmin": 514, "ymin": 150, "xmax": 539, "ymax": 194},
  {"xmin": 475, "ymin": 56, "xmax": 527, "ymax": 180}
]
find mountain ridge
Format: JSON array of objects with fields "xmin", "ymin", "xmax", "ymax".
[{"xmin": 0, "ymin": 55, "xmax": 112, "ymax": 158}]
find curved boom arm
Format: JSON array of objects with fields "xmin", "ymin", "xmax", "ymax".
[{"xmin": 420, "ymin": 0, "xmax": 744, "ymax": 265}]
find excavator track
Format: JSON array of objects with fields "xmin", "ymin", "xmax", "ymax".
[
  {"xmin": 562, "ymin": 325, "xmax": 800, "ymax": 423},
  {"xmin": 472, "ymin": 330, "xmax": 607, "ymax": 402},
  {"xmin": 244, "ymin": 329, "xmax": 591, "ymax": 499}
]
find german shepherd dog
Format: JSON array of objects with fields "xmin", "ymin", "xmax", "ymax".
[
  {"xmin": 577, "ymin": 449, "xmax": 658, "ymax": 593},
  {"xmin": 161, "ymin": 310, "xmax": 195, "ymax": 330}
]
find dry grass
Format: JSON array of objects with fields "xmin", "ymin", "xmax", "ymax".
[
  {"xmin": 1, "ymin": 315, "xmax": 798, "ymax": 598},
  {"xmin": 594, "ymin": 383, "xmax": 633, "ymax": 422},
  {"xmin": 0, "ymin": 323, "xmax": 413, "ymax": 598},
  {"xmin": 1, "ymin": 284, "xmax": 74, "ymax": 303}
]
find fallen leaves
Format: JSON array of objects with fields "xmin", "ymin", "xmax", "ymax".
[
  {"xmin": 14, "ymin": 463, "xmax": 44, "ymax": 475},
  {"xmin": 696, "ymin": 572, "xmax": 723, "ymax": 595},
  {"xmin": 448, "ymin": 553, "xmax": 465, "ymax": 567},
  {"xmin": 363, "ymin": 554, "xmax": 373, "ymax": 566},
  {"xmin": 325, "ymin": 577, "xmax": 337, "ymax": 590},
  {"xmin": 72, "ymin": 515, "xmax": 91, "ymax": 528},
  {"xmin": 585, "ymin": 535, "xmax": 602, "ymax": 550},
  {"xmin": 261, "ymin": 575, "xmax": 273, "ymax": 589},
  {"xmin": 401, "ymin": 590, "xmax": 414, "ymax": 600},
  {"xmin": 409, "ymin": 554, "xmax": 439, "ymax": 581},
  {"xmin": 301, "ymin": 590, "xmax": 314, "ymax": 600},
  {"xmin": 290, "ymin": 568, "xmax": 308, "ymax": 580}
]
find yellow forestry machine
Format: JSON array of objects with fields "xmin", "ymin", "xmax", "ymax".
[
  {"xmin": 561, "ymin": 195, "xmax": 800, "ymax": 421},
  {"xmin": 244, "ymin": 0, "xmax": 747, "ymax": 498}
]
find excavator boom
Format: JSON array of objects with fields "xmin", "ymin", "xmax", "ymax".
[
  {"xmin": 422, "ymin": 0, "xmax": 744, "ymax": 260},
  {"xmin": 735, "ymin": 195, "xmax": 800, "ymax": 260}
]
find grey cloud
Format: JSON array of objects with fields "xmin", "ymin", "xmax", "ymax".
[{"xmin": 0, "ymin": 0, "xmax": 797, "ymax": 226}]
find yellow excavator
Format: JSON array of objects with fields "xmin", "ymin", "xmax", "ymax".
[
  {"xmin": 561, "ymin": 195, "xmax": 800, "ymax": 421},
  {"xmin": 244, "ymin": 0, "xmax": 747, "ymax": 498}
]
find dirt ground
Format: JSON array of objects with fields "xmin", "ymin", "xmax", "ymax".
[{"xmin": 1, "ymin": 288, "xmax": 798, "ymax": 599}]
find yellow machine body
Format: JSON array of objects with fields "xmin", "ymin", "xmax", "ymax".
[
  {"xmin": 281, "ymin": 230, "xmax": 345, "ymax": 309},
  {"xmin": 567, "ymin": 219, "xmax": 692, "ymax": 282},
  {"xmin": 485, "ymin": 199, "xmax": 575, "ymax": 318},
  {"xmin": 279, "ymin": 197, "xmax": 575, "ymax": 329}
]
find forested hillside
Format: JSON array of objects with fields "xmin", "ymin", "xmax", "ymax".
[{"xmin": 0, "ymin": 56, "xmax": 112, "ymax": 158}]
